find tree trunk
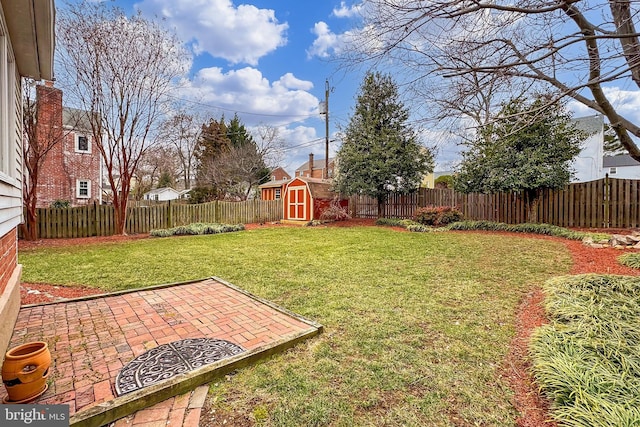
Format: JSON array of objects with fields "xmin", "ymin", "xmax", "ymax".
[
  {"xmin": 113, "ymin": 197, "xmax": 128, "ymax": 235},
  {"xmin": 525, "ymin": 190, "xmax": 540, "ymax": 223},
  {"xmin": 377, "ymin": 195, "xmax": 386, "ymax": 219}
]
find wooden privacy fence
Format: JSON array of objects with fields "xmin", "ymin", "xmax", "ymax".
[
  {"xmin": 350, "ymin": 177, "xmax": 640, "ymax": 229},
  {"xmin": 26, "ymin": 199, "xmax": 282, "ymax": 239}
]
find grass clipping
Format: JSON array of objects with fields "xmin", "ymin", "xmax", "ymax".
[{"xmin": 530, "ymin": 275, "xmax": 640, "ymax": 426}]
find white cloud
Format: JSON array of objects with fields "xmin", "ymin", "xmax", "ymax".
[
  {"xmin": 307, "ymin": 21, "xmax": 353, "ymax": 59},
  {"xmin": 136, "ymin": 0, "xmax": 288, "ymax": 65},
  {"xmin": 177, "ymin": 67, "xmax": 319, "ymax": 126},
  {"xmin": 568, "ymin": 87, "xmax": 640, "ymax": 125},
  {"xmin": 332, "ymin": 1, "xmax": 363, "ymax": 18}
]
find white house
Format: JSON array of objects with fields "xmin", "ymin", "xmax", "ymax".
[
  {"xmin": 0, "ymin": 0, "xmax": 55, "ymax": 358},
  {"xmin": 603, "ymin": 154, "xmax": 640, "ymax": 179},
  {"xmin": 571, "ymin": 115, "xmax": 605, "ymax": 183},
  {"xmin": 143, "ymin": 187, "xmax": 190, "ymax": 201}
]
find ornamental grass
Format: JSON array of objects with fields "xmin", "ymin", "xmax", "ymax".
[{"xmin": 530, "ymin": 274, "xmax": 640, "ymax": 426}]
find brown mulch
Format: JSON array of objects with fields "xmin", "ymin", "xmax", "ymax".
[{"xmin": 16, "ymin": 220, "xmax": 639, "ymax": 426}]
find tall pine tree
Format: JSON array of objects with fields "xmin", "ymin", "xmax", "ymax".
[{"xmin": 334, "ymin": 71, "xmax": 434, "ymax": 217}]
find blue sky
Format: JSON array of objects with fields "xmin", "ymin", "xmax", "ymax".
[
  {"xmin": 75, "ymin": 0, "xmax": 368, "ymax": 176},
  {"xmin": 59, "ymin": 1, "xmax": 640, "ymax": 176}
]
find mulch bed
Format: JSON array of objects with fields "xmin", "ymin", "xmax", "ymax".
[{"xmin": 16, "ymin": 219, "xmax": 640, "ymax": 426}]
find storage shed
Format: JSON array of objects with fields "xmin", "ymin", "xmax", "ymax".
[{"xmin": 283, "ymin": 177, "xmax": 347, "ymax": 222}]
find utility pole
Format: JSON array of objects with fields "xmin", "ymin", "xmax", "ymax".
[{"xmin": 323, "ymin": 79, "xmax": 330, "ymax": 179}]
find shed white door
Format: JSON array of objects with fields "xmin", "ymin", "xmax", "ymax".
[{"xmin": 288, "ymin": 186, "xmax": 306, "ymax": 220}]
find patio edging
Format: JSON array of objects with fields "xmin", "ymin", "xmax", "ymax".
[{"xmin": 69, "ymin": 327, "xmax": 321, "ymax": 427}]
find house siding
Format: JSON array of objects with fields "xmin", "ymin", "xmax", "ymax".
[{"xmin": 0, "ymin": 9, "xmax": 24, "ymax": 360}]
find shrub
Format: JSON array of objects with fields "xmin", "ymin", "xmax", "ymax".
[
  {"xmin": 413, "ymin": 206, "xmax": 463, "ymax": 226},
  {"xmin": 50, "ymin": 200, "xmax": 70, "ymax": 209},
  {"xmin": 375, "ymin": 218, "xmax": 413, "ymax": 227},
  {"xmin": 618, "ymin": 252, "xmax": 640, "ymax": 269},
  {"xmin": 150, "ymin": 223, "xmax": 244, "ymax": 237},
  {"xmin": 530, "ymin": 275, "xmax": 640, "ymax": 426},
  {"xmin": 320, "ymin": 199, "xmax": 351, "ymax": 221},
  {"xmin": 447, "ymin": 221, "xmax": 609, "ymax": 241}
]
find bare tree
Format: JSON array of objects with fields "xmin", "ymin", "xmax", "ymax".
[
  {"xmin": 132, "ymin": 145, "xmax": 180, "ymax": 200},
  {"xmin": 254, "ymin": 123, "xmax": 286, "ymax": 168},
  {"xmin": 157, "ymin": 112, "xmax": 203, "ymax": 190},
  {"xmin": 21, "ymin": 81, "xmax": 63, "ymax": 240},
  {"xmin": 56, "ymin": 1, "xmax": 189, "ymax": 234},
  {"xmin": 350, "ymin": 0, "xmax": 640, "ymax": 160},
  {"xmin": 21, "ymin": 81, "xmax": 87, "ymax": 240}
]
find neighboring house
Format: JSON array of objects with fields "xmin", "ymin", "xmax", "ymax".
[
  {"xmin": 35, "ymin": 83, "xmax": 103, "ymax": 207},
  {"xmin": 282, "ymin": 176, "xmax": 347, "ymax": 222},
  {"xmin": 143, "ymin": 187, "xmax": 190, "ymax": 201},
  {"xmin": 0, "ymin": 0, "xmax": 55, "ymax": 359},
  {"xmin": 571, "ymin": 115, "xmax": 605, "ymax": 183},
  {"xmin": 295, "ymin": 153, "xmax": 335, "ymax": 179},
  {"xmin": 259, "ymin": 166, "xmax": 291, "ymax": 201},
  {"xmin": 270, "ymin": 166, "xmax": 291, "ymax": 181},
  {"xmin": 603, "ymin": 155, "xmax": 640, "ymax": 179}
]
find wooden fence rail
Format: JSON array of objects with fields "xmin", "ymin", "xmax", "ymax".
[
  {"xmin": 350, "ymin": 177, "xmax": 640, "ymax": 229},
  {"xmin": 25, "ymin": 199, "xmax": 283, "ymax": 239},
  {"xmin": 21, "ymin": 177, "xmax": 640, "ymax": 239}
]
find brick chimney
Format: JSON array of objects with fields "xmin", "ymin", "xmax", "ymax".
[
  {"xmin": 308, "ymin": 153, "xmax": 314, "ymax": 177},
  {"xmin": 35, "ymin": 81, "xmax": 67, "ymax": 207}
]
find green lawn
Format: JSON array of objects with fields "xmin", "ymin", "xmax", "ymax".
[{"xmin": 20, "ymin": 226, "xmax": 572, "ymax": 426}]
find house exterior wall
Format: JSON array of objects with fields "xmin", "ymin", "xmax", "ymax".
[
  {"xmin": 572, "ymin": 115, "xmax": 605, "ymax": 183},
  {"xmin": 0, "ymin": 6, "xmax": 23, "ymax": 361},
  {"xmin": 35, "ymin": 85, "xmax": 102, "ymax": 207},
  {"xmin": 143, "ymin": 188, "xmax": 181, "ymax": 201},
  {"xmin": 270, "ymin": 167, "xmax": 291, "ymax": 181}
]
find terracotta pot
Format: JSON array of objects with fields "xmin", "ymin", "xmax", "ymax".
[{"xmin": 2, "ymin": 341, "xmax": 51, "ymax": 403}]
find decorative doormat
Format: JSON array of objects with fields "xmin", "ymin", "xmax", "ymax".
[{"xmin": 115, "ymin": 338, "xmax": 245, "ymax": 395}]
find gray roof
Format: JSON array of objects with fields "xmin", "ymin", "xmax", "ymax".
[
  {"xmin": 573, "ymin": 115, "xmax": 604, "ymax": 134},
  {"xmin": 603, "ymin": 154, "xmax": 640, "ymax": 168},
  {"xmin": 63, "ymin": 107, "xmax": 96, "ymax": 131},
  {"xmin": 295, "ymin": 157, "xmax": 335, "ymax": 172}
]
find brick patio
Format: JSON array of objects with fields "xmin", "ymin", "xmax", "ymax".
[{"xmin": 1, "ymin": 278, "xmax": 322, "ymax": 426}]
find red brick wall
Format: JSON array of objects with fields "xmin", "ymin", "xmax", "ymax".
[
  {"xmin": 271, "ymin": 167, "xmax": 290, "ymax": 181},
  {"xmin": 35, "ymin": 85, "xmax": 101, "ymax": 207},
  {"xmin": 0, "ymin": 229, "xmax": 17, "ymax": 295}
]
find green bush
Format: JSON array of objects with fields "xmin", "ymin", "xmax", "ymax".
[
  {"xmin": 413, "ymin": 206, "xmax": 463, "ymax": 226},
  {"xmin": 150, "ymin": 223, "xmax": 244, "ymax": 237},
  {"xmin": 50, "ymin": 200, "xmax": 70, "ymax": 209},
  {"xmin": 375, "ymin": 218, "xmax": 414, "ymax": 227},
  {"xmin": 530, "ymin": 275, "xmax": 640, "ymax": 426},
  {"xmin": 447, "ymin": 221, "xmax": 609, "ymax": 241},
  {"xmin": 618, "ymin": 252, "xmax": 640, "ymax": 269}
]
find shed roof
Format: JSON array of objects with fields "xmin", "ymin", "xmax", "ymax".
[
  {"xmin": 259, "ymin": 179, "xmax": 289, "ymax": 189},
  {"xmin": 288, "ymin": 177, "xmax": 337, "ymax": 199}
]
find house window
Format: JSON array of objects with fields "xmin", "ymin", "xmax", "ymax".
[
  {"xmin": 76, "ymin": 134, "xmax": 90, "ymax": 153},
  {"xmin": 610, "ymin": 167, "xmax": 617, "ymax": 175},
  {"xmin": 275, "ymin": 188, "xmax": 281, "ymax": 199},
  {"xmin": 77, "ymin": 180, "xmax": 91, "ymax": 198}
]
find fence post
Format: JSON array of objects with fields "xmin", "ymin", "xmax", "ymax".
[
  {"xmin": 167, "ymin": 200, "xmax": 172, "ymax": 228},
  {"xmin": 603, "ymin": 174, "xmax": 610, "ymax": 228}
]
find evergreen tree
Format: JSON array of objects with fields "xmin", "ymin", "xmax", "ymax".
[
  {"xmin": 334, "ymin": 71, "xmax": 434, "ymax": 217},
  {"xmin": 454, "ymin": 97, "xmax": 584, "ymax": 221}
]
